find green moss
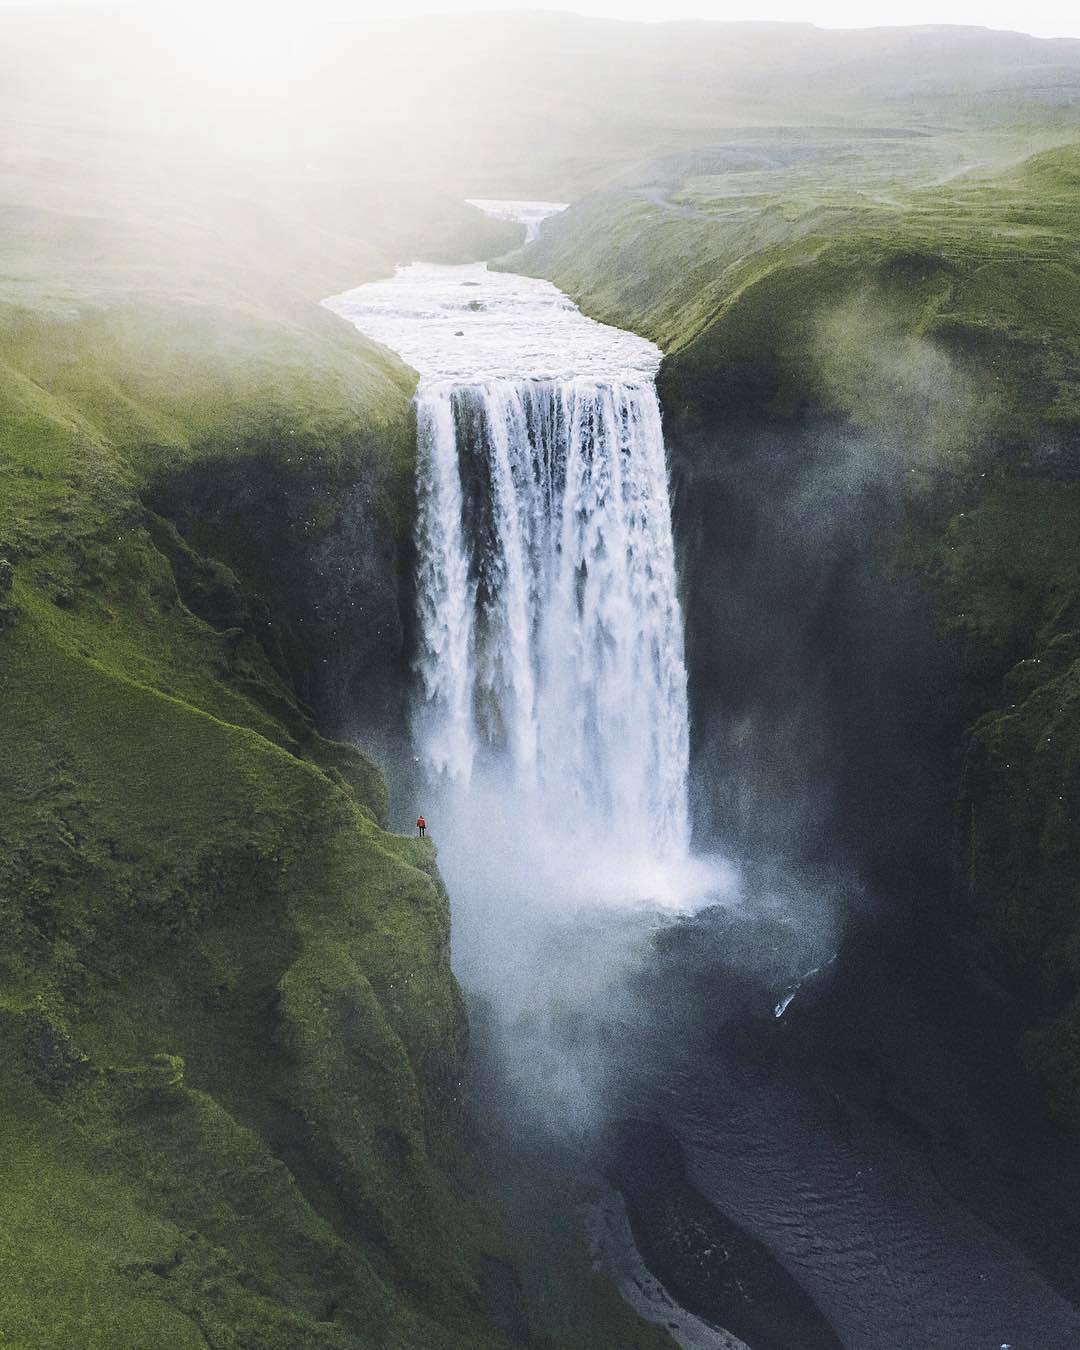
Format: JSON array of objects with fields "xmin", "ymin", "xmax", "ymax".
[
  {"xmin": 0, "ymin": 180, "xmax": 509, "ymax": 1340},
  {"xmin": 0, "ymin": 525, "xmax": 523, "ymax": 1345}
]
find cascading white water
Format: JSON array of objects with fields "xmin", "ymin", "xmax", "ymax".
[
  {"xmin": 324, "ymin": 203, "xmax": 730, "ymax": 1141},
  {"xmin": 414, "ymin": 376, "xmax": 689, "ymax": 860},
  {"xmin": 324, "ymin": 221, "xmax": 714, "ymax": 905}
]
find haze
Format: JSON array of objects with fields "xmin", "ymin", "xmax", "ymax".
[{"xmin": 8, "ymin": 0, "xmax": 1079, "ymax": 39}]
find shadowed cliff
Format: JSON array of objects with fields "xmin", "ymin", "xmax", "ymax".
[{"xmin": 525, "ymin": 143, "xmax": 1080, "ymax": 1130}]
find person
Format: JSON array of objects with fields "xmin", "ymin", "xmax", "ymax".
[{"xmin": 416, "ymin": 815, "xmax": 426, "ymax": 838}]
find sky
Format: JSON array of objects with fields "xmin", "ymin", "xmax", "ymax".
[
  {"xmin": 326, "ymin": 0, "xmax": 1080, "ymax": 37},
  {"xmin": 4, "ymin": 0, "xmax": 1079, "ymax": 39}
]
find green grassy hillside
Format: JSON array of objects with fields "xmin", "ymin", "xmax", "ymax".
[
  {"xmin": 0, "ymin": 191, "xmax": 495, "ymax": 1339},
  {"xmin": 526, "ymin": 142, "xmax": 1080, "ymax": 1125}
]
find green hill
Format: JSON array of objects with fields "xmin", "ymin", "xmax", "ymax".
[{"xmin": 525, "ymin": 140, "xmax": 1080, "ymax": 1124}]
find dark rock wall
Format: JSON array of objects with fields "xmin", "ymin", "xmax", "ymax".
[
  {"xmin": 145, "ymin": 422, "xmax": 418, "ymax": 746},
  {"xmin": 660, "ymin": 379, "xmax": 955, "ymax": 901}
]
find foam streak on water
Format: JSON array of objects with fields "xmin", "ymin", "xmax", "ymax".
[{"xmin": 325, "ymin": 250, "xmax": 698, "ymax": 896}]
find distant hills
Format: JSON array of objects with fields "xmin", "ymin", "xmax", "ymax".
[{"xmin": 3, "ymin": 8, "xmax": 1079, "ymax": 210}]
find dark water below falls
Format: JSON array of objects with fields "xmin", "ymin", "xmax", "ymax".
[{"xmin": 599, "ymin": 902, "xmax": 1080, "ymax": 1350}]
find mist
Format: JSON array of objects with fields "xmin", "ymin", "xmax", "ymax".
[
  {"xmin": 667, "ymin": 291, "xmax": 982, "ymax": 896},
  {"xmin": 19, "ymin": 0, "xmax": 999, "ymax": 1162}
]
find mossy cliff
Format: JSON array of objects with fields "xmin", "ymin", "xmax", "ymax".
[
  {"xmin": 1, "ymin": 270, "xmax": 496, "ymax": 1343},
  {"xmin": 526, "ymin": 142, "xmax": 1080, "ymax": 1127}
]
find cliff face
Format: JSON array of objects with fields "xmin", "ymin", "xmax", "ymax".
[{"xmin": 527, "ymin": 143, "xmax": 1080, "ymax": 1127}]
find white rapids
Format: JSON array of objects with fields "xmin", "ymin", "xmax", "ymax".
[{"xmin": 324, "ymin": 217, "xmax": 709, "ymax": 905}]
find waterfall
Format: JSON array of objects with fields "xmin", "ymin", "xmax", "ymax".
[
  {"xmin": 323, "ymin": 237, "xmax": 706, "ymax": 896},
  {"xmin": 413, "ymin": 375, "xmax": 690, "ymax": 861}
]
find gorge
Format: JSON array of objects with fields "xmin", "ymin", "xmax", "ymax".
[
  {"xmin": 4, "ymin": 10, "xmax": 1080, "ymax": 1349},
  {"xmin": 322, "ymin": 204, "xmax": 1080, "ymax": 1348}
]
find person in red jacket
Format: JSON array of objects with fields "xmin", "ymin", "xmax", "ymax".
[{"xmin": 416, "ymin": 815, "xmax": 426, "ymax": 838}]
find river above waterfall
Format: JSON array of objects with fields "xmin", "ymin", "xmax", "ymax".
[{"xmin": 323, "ymin": 258, "xmax": 661, "ymax": 386}]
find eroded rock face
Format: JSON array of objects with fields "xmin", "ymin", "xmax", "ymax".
[
  {"xmin": 624, "ymin": 294, "xmax": 1080, "ymax": 1335},
  {"xmin": 144, "ymin": 425, "xmax": 417, "ymax": 746},
  {"xmin": 660, "ymin": 344, "xmax": 1080, "ymax": 1124},
  {"xmin": 659, "ymin": 381, "xmax": 953, "ymax": 896}
]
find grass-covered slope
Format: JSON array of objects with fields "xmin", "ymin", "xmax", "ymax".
[
  {"xmin": 527, "ymin": 141, "xmax": 1080, "ymax": 1124},
  {"xmin": 0, "ymin": 261, "xmax": 520, "ymax": 1342},
  {"xmin": 0, "ymin": 45, "xmax": 493, "ymax": 1327}
]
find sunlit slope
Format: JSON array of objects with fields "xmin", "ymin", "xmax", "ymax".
[
  {"xmin": 522, "ymin": 141, "xmax": 1080, "ymax": 489},
  {"xmin": 0, "ymin": 27, "xmax": 500, "ymax": 1337},
  {"xmin": 0, "ymin": 231, "xmax": 504, "ymax": 1343},
  {"xmin": 527, "ymin": 142, "xmax": 1080, "ymax": 1124},
  {"xmin": 521, "ymin": 138, "xmax": 1079, "ymax": 352}
]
